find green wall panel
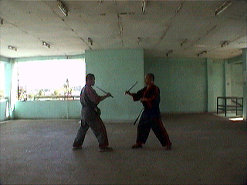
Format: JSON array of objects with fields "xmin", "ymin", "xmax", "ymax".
[
  {"xmin": 14, "ymin": 101, "xmax": 81, "ymax": 119},
  {"xmin": 145, "ymin": 57, "xmax": 208, "ymax": 113},
  {"xmin": 4, "ymin": 51, "xmax": 239, "ymax": 120},
  {"xmin": 0, "ymin": 101, "xmax": 7, "ymax": 121},
  {"xmin": 85, "ymin": 49, "xmax": 144, "ymax": 121},
  {"xmin": 231, "ymin": 63, "xmax": 243, "ymax": 97},
  {"xmin": 207, "ymin": 59, "xmax": 225, "ymax": 112}
]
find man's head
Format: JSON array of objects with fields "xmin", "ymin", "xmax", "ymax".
[
  {"xmin": 86, "ymin": 73, "xmax": 95, "ymax": 86},
  {"xmin": 145, "ymin": 73, "xmax": 155, "ymax": 85}
]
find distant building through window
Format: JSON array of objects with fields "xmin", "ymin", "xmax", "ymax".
[{"xmin": 17, "ymin": 59, "xmax": 86, "ymax": 101}]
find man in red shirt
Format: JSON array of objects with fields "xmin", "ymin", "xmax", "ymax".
[
  {"xmin": 125, "ymin": 73, "xmax": 172, "ymax": 150},
  {"xmin": 73, "ymin": 74, "xmax": 113, "ymax": 152}
]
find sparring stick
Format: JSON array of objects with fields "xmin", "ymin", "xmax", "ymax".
[
  {"xmin": 133, "ymin": 108, "xmax": 144, "ymax": 125},
  {"xmin": 127, "ymin": 81, "xmax": 138, "ymax": 92},
  {"xmin": 95, "ymin": 86, "xmax": 114, "ymax": 98}
]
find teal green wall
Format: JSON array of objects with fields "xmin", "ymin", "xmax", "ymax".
[
  {"xmin": 86, "ymin": 49, "xmax": 144, "ymax": 121},
  {"xmin": 1, "ymin": 51, "xmax": 243, "ymax": 120},
  {"xmin": 228, "ymin": 55, "xmax": 242, "ymax": 64},
  {"xmin": 0, "ymin": 56, "xmax": 9, "ymax": 62},
  {"xmin": 0, "ymin": 60, "xmax": 13, "ymax": 121},
  {"xmin": 0, "ymin": 59, "xmax": 6, "ymax": 121},
  {"xmin": 145, "ymin": 57, "xmax": 225, "ymax": 113},
  {"xmin": 13, "ymin": 49, "xmax": 144, "ymax": 121},
  {"xmin": 231, "ymin": 63, "xmax": 243, "ymax": 97},
  {"xmin": 14, "ymin": 101, "xmax": 81, "ymax": 119},
  {"xmin": 207, "ymin": 59, "xmax": 225, "ymax": 112},
  {"xmin": 4, "ymin": 62, "xmax": 13, "ymax": 100},
  {"xmin": 4, "ymin": 61, "xmax": 15, "ymax": 118},
  {"xmin": 224, "ymin": 62, "xmax": 243, "ymax": 97},
  {"xmin": 145, "ymin": 57, "xmax": 207, "ymax": 112},
  {"xmin": 0, "ymin": 100, "xmax": 7, "ymax": 121},
  {"xmin": 225, "ymin": 55, "xmax": 243, "ymax": 97}
]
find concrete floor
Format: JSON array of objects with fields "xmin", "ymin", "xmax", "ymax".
[{"xmin": 0, "ymin": 113, "xmax": 247, "ymax": 184}]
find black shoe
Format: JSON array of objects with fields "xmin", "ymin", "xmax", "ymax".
[
  {"xmin": 72, "ymin": 145, "xmax": 82, "ymax": 150},
  {"xmin": 99, "ymin": 146, "xmax": 113, "ymax": 152},
  {"xmin": 132, "ymin": 143, "xmax": 143, "ymax": 149}
]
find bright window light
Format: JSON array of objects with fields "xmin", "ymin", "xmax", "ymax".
[
  {"xmin": 17, "ymin": 59, "xmax": 86, "ymax": 100},
  {"xmin": 0, "ymin": 62, "xmax": 4, "ymax": 100}
]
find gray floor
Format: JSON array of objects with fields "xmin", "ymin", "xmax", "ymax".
[{"xmin": 0, "ymin": 113, "xmax": 247, "ymax": 184}]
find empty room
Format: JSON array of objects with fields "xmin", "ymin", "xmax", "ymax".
[{"xmin": 0, "ymin": 0, "xmax": 247, "ymax": 184}]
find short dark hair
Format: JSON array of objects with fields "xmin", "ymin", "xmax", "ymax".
[
  {"xmin": 86, "ymin": 73, "xmax": 95, "ymax": 81},
  {"xmin": 147, "ymin": 73, "xmax": 155, "ymax": 81}
]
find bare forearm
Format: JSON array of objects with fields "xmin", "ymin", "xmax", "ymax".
[
  {"xmin": 99, "ymin": 95, "xmax": 106, "ymax": 101},
  {"xmin": 100, "ymin": 93, "xmax": 112, "ymax": 101}
]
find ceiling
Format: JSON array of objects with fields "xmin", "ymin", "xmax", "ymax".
[{"xmin": 0, "ymin": 0, "xmax": 246, "ymax": 59}]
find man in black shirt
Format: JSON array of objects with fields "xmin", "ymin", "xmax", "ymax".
[{"xmin": 125, "ymin": 73, "xmax": 172, "ymax": 150}]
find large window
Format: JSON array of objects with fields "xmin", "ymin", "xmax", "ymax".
[
  {"xmin": 17, "ymin": 59, "xmax": 85, "ymax": 101},
  {"xmin": 0, "ymin": 62, "xmax": 4, "ymax": 100}
]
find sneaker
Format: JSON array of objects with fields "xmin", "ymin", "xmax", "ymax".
[
  {"xmin": 72, "ymin": 145, "xmax": 82, "ymax": 150},
  {"xmin": 131, "ymin": 143, "xmax": 143, "ymax": 149},
  {"xmin": 99, "ymin": 146, "xmax": 113, "ymax": 152}
]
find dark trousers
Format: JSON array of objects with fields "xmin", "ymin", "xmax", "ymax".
[{"xmin": 136, "ymin": 115, "xmax": 171, "ymax": 146}]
